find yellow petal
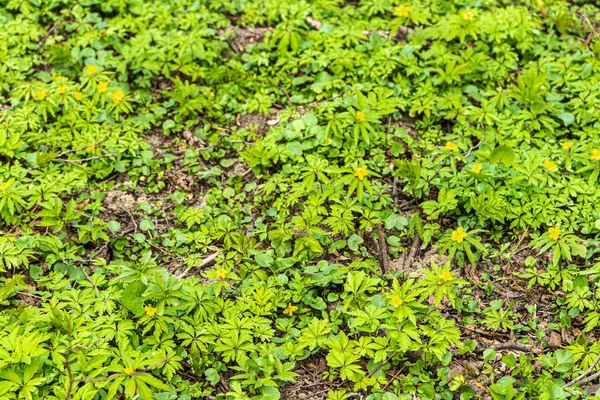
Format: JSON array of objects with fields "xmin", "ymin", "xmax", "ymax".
[
  {"xmin": 471, "ymin": 163, "xmax": 483, "ymax": 174},
  {"xmin": 390, "ymin": 294, "xmax": 403, "ymax": 308},
  {"xmin": 561, "ymin": 141, "xmax": 574, "ymax": 150},
  {"xmin": 35, "ymin": 89, "xmax": 47, "ymax": 101},
  {"xmin": 97, "ymin": 81, "xmax": 109, "ymax": 93},
  {"xmin": 353, "ymin": 166, "xmax": 369, "ymax": 181},
  {"xmin": 548, "ymin": 226, "xmax": 561, "ymax": 241},
  {"xmin": 111, "ymin": 89, "xmax": 126, "ymax": 104},
  {"xmin": 445, "ymin": 141, "xmax": 458, "ymax": 151},
  {"xmin": 144, "ymin": 306, "xmax": 157, "ymax": 317},
  {"xmin": 85, "ymin": 64, "xmax": 98, "ymax": 76},
  {"xmin": 215, "ymin": 267, "xmax": 228, "ymax": 280},
  {"xmin": 440, "ymin": 269, "xmax": 453, "ymax": 282},
  {"xmin": 543, "ymin": 160, "xmax": 557, "ymax": 172},
  {"xmin": 0, "ymin": 180, "xmax": 12, "ymax": 190},
  {"xmin": 283, "ymin": 303, "xmax": 298, "ymax": 316},
  {"xmin": 451, "ymin": 227, "xmax": 467, "ymax": 243},
  {"xmin": 461, "ymin": 10, "xmax": 474, "ymax": 20},
  {"xmin": 394, "ymin": 5, "xmax": 413, "ymax": 17}
]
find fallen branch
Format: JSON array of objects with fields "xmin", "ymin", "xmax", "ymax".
[
  {"xmin": 364, "ymin": 227, "xmax": 384, "ymax": 274},
  {"xmin": 398, "ymin": 198, "xmax": 417, "ymax": 211},
  {"xmin": 366, "ymin": 351, "xmax": 398, "ymax": 379},
  {"xmin": 38, "ymin": 0, "xmax": 81, "ymax": 47},
  {"xmin": 62, "ymin": 258, "xmax": 99, "ymax": 296},
  {"xmin": 565, "ymin": 352, "xmax": 600, "ymax": 388},
  {"xmin": 457, "ymin": 323, "xmax": 511, "ymax": 339},
  {"xmin": 470, "ymin": 339, "xmax": 539, "ymax": 355},
  {"xmin": 376, "ymin": 223, "xmax": 390, "ymax": 274},
  {"xmin": 55, "ymin": 134, "xmax": 110, "ymax": 158},
  {"xmin": 582, "ymin": 383, "xmax": 600, "ymax": 395},
  {"xmin": 177, "ymin": 252, "xmax": 220, "ymax": 279},
  {"xmin": 463, "ymin": 122, "xmax": 486, "ymax": 158},
  {"xmin": 392, "ymin": 177, "xmax": 399, "ymax": 205},
  {"xmin": 55, "ymin": 153, "xmax": 116, "ymax": 163},
  {"xmin": 402, "ymin": 232, "xmax": 421, "ymax": 270},
  {"xmin": 578, "ymin": 12, "xmax": 600, "ymax": 44},
  {"xmin": 491, "ymin": 341, "xmax": 537, "ymax": 353}
]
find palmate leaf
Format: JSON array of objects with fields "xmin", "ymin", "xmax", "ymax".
[
  {"xmin": 136, "ymin": 374, "xmax": 170, "ymax": 391},
  {"xmin": 299, "ymin": 318, "xmax": 331, "ymax": 350}
]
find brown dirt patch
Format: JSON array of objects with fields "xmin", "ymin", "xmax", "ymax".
[
  {"xmin": 236, "ymin": 113, "xmax": 273, "ymax": 135},
  {"xmin": 220, "ymin": 26, "xmax": 272, "ymax": 53}
]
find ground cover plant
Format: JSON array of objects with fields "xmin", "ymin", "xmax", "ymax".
[{"xmin": 3, "ymin": 0, "xmax": 600, "ymax": 398}]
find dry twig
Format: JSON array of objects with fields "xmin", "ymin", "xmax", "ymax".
[
  {"xmin": 565, "ymin": 352, "xmax": 600, "ymax": 388},
  {"xmin": 39, "ymin": 0, "xmax": 82, "ymax": 47},
  {"xmin": 177, "ymin": 252, "xmax": 220, "ymax": 279},
  {"xmin": 376, "ymin": 223, "xmax": 390, "ymax": 274}
]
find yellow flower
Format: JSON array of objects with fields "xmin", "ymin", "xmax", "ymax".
[
  {"xmin": 561, "ymin": 141, "xmax": 574, "ymax": 150},
  {"xmin": 35, "ymin": 89, "xmax": 47, "ymax": 101},
  {"xmin": 53, "ymin": 75, "xmax": 63, "ymax": 82},
  {"xmin": 124, "ymin": 367, "xmax": 134, "ymax": 375},
  {"xmin": 283, "ymin": 303, "xmax": 298, "ymax": 316},
  {"xmin": 85, "ymin": 64, "xmax": 97, "ymax": 76},
  {"xmin": 0, "ymin": 180, "xmax": 12, "ymax": 190},
  {"xmin": 354, "ymin": 165, "xmax": 369, "ymax": 181},
  {"xmin": 356, "ymin": 111, "xmax": 365, "ymax": 122},
  {"xmin": 439, "ymin": 269, "xmax": 453, "ymax": 283},
  {"xmin": 471, "ymin": 163, "xmax": 483, "ymax": 174},
  {"xmin": 591, "ymin": 149, "xmax": 600, "ymax": 161},
  {"xmin": 57, "ymin": 86, "xmax": 67, "ymax": 95},
  {"xmin": 111, "ymin": 89, "xmax": 126, "ymax": 104},
  {"xmin": 97, "ymin": 81, "xmax": 109, "ymax": 93},
  {"xmin": 144, "ymin": 306, "xmax": 157, "ymax": 317},
  {"xmin": 86, "ymin": 143, "xmax": 96, "ymax": 153},
  {"xmin": 74, "ymin": 92, "xmax": 83, "ymax": 101},
  {"xmin": 543, "ymin": 160, "xmax": 557, "ymax": 172},
  {"xmin": 461, "ymin": 10, "xmax": 474, "ymax": 20},
  {"xmin": 394, "ymin": 4, "xmax": 413, "ymax": 17},
  {"xmin": 390, "ymin": 294, "xmax": 403, "ymax": 308},
  {"xmin": 445, "ymin": 141, "xmax": 458, "ymax": 151},
  {"xmin": 215, "ymin": 267, "xmax": 228, "ymax": 280},
  {"xmin": 451, "ymin": 227, "xmax": 467, "ymax": 243},
  {"xmin": 548, "ymin": 226, "xmax": 561, "ymax": 241}
]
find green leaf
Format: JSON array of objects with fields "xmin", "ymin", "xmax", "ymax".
[
  {"xmin": 255, "ymin": 252, "xmax": 274, "ymax": 268},
  {"xmin": 554, "ymin": 349, "xmax": 573, "ymax": 373},
  {"xmin": 121, "ymin": 281, "xmax": 147, "ymax": 316},
  {"xmin": 108, "ymin": 220, "xmax": 121, "ymax": 232},
  {"xmin": 139, "ymin": 219, "xmax": 155, "ymax": 231},
  {"xmin": 490, "ymin": 145, "xmax": 515, "ymax": 167},
  {"xmin": 557, "ymin": 112, "xmax": 574, "ymax": 126},
  {"xmin": 260, "ymin": 386, "xmax": 281, "ymax": 400},
  {"xmin": 347, "ymin": 234, "xmax": 364, "ymax": 251},
  {"xmin": 107, "ymin": 377, "xmax": 125, "ymax": 399},
  {"xmin": 204, "ymin": 368, "xmax": 221, "ymax": 385},
  {"xmin": 286, "ymin": 141, "xmax": 303, "ymax": 156},
  {"xmin": 136, "ymin": 373, "xmax": 170, "ymax": 390},
  {"xmin": 162, "ymin": 119, "xmax": 175, "ymax": 130},
  {"xmin": 384, "ymin": 214, "xmax": 397, "ymax": 229},
  {"xmin": 387, "ymin": 235, "xmax": 400, "ymax": 247}
]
